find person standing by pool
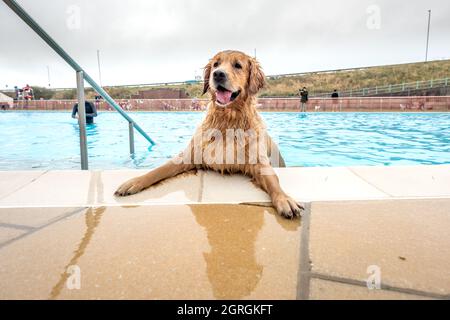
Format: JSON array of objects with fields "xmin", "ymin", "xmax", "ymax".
[
  {"xmin": 72, "ymin": 100, "xmax": 98, "ymax": 124},
  {"xmin": 14, "ymin": 86, "xmax": 19, "ymax": 100},
  {"xmin": 299, "ymin": 87, "xmax": 308, "ymax": 112},
  {"xmin": 331, "ymin": 89, "xmax": 339, "ymax": 112}
]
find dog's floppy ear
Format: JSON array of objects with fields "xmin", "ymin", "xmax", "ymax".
[
  {"xmin": 202, "ymin": 61, "xmax": 212, "ymax": 95},
  {"xmin": 248, "ymin": 58, "xmax": 266, "ymax": 96}
]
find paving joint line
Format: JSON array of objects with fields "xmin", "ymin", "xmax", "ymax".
[
  {"xmin": 310, "ymin": 272, "xmax": 450, "ymax": 300},
  {"xmin": 0, "ymin": 207, "xmax": 88, "ymax": 250},
  {"xmin": 297, "ymin": 202, "xmax": 312, "ymax": 300},
  {"xmin": 347, "ymin": 167, "xmax": 393, "ymax": 197},
  {"xmin": 0, "ymin": 222, "xmax": 35, "ymax": 231},
  {"xmin": 197, "ymin": 170, "xmax": 205, "ymax": 203},
  {"xmin": 0, "ymin": 170, "xmax": 49, "ymax": 201}
]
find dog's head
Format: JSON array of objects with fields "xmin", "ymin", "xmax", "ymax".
[{"xmin": 202, "ymin": 50, "xmax": 266, "ymax": 107}]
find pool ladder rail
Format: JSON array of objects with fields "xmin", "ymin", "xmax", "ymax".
[{"xmin": 3, "ymin": 0, "xmax": 156, "ymax": 170}]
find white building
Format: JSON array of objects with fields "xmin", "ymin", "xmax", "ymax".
[{"xmin": 0, "ymin": 92, "xmax": 14, "ymax": 109}]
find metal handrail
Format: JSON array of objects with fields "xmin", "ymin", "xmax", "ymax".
[
  {"xmin": 311, "ymin": 77, "xmax": 450, "ymax": 98},
  {"xmin": 3, "ymin": 0, "xmax": 156, "ymax": 165}
]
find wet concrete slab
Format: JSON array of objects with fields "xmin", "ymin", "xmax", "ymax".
[
  {"xmin": 1, "ymin": 167, "xmax": 450, "ymax": 300},
  {"xmin": 0, "ymin": 204, "xmax": 301, "ymax": 300},
  {"xmin": 308, "ymin": 199, "xmax": 450, "ymax": 299}
]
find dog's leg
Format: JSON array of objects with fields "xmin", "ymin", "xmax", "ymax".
[
  {"xmin": 252, "ymin": 164, "xmax": 303, "ymax": 219},
  {"xmin": 269, "ymin": 141, "xmax": 286, "ymax": 168},
  {"xmin": 115, "ymin": 160, "xmax": 194, "ymax": 196},
  {"xmin": 266, "ymin": 134, "xmax": 286, "ymax": 168}
]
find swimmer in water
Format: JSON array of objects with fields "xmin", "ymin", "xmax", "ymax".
[{"xmin": 72, "ymin": 100, "xmax": 98, "ymax": 124}]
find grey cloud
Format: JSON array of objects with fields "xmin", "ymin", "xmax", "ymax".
[{"xmin": 1, "ymin": 0, "xmax": 449, "ymax": 88}]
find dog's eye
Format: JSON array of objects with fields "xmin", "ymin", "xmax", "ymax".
[
  {"xmin": 213, "ymin": 62, "xmax": 219, "ymax": 68},
  {"xmin": 234, "ymin": 62, "xmax": 242, "ymax": 69}
]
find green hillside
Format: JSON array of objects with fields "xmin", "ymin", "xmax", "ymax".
[{"xmin": 5, "ymin": 59, "xmax": 450, "ymax": 100}]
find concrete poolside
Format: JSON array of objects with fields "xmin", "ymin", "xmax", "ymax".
[{"xmin": 0, "ymin": 165, "xmax": 449, "ymax": 300}]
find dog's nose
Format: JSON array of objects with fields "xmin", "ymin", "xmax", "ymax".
[{"xmin": 213, "ymin": 70, "xmax": 227, "ymax": 82}]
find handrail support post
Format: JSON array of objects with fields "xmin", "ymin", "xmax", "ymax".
[
  {"xmin": 76, "ymin": 71, "xmax": 88, "ymax": 170},
  {"xmin": 129, "ymin": 121, "xmax": 135, "ymax": 155}
]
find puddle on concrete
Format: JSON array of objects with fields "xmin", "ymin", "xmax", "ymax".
[
  {"xmin": 190, "ymin": 204, "xmax": 300, "ymax": 299},
  {"xmin": 50, "ymin": 206, "xmax": 106, "ymax": 299}
]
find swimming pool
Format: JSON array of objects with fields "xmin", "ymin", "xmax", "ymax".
[{"xmin": 0, "ymin": 111, "xmax": 449, "ymax": 170}]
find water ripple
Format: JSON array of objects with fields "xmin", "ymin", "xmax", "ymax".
[{"xmin": 0, "ymin": 111, "xmax": 449, "ymax": 170}]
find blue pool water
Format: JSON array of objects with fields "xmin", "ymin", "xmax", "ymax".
[{"xmin": 0, "ymin": 111, "xmax": 449, "ymax": 170}]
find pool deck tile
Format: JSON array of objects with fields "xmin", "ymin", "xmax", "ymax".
[
  {"xmin": 0, "ymin": 227, "xmax": 27, "ymax": 245},
  {"xmin": 201, "ymin": 167, "xmax": 389, "ymax": 204},
  {"xmin": 349, "ymin": 165, "xmax": 450, "ymax": 198},
  {"xmin": 0, "ymin": 170, "xmax": 47, "ymax": 200},
  {"xmin": 200, "ymin": 171, "xmax": 270, "ymax": 203},
  {"xmin": 274, "ymin": 167, "xmax": 389, "ymax": 202},
  {"xmin": 0, "ymin": 204, "xmax": 301, "ymax": 300},
  {"xmin": 0, "ymin": 165, "xmax": 449, "ymax": 208},
  {"xmin": 0, "ymin": 170, "xmax": 92, "ymax": 207},
  {"xmin": 0, "ymin": 207, "xmax": 85, "ymax": 228},
  {"xmin": 99, "ymin": 170, "xmax": 202, "ymax": 205},
  {"xmin": 308, "ymin": 199, "xmax": 450, "ymax": 297}
]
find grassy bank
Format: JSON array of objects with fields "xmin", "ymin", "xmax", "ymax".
[{"xmin": 4, "ymin": 59, "xmax": 450, "ymax": 100}]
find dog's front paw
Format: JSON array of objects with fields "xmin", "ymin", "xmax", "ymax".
[
  {"xmin": 114, "ymin": 177, "xmax": 148, "ymax": 196},
  {"xmin": 272, "ymin": 193, "xmax": 304, "ymax": 219}
]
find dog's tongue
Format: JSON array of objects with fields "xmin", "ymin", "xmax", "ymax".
[{"xmin": 216, "ymin": 90, "xmax": 232, "ymax": 105}]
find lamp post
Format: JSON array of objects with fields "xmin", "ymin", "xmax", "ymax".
[
  {"xmin": 97, "ymin": 49, "xmax": 103, "ymax": 87},
  {"xmin": 425, "ymin": 10, "xmax": 431, "ymax": 62}
]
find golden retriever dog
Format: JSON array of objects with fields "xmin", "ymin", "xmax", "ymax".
[{"xmin": 115, "ymin": 50, "xmax": 303, "ymax": 218}]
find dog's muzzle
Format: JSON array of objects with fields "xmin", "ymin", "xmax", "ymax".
[{"xmin": 212, "ymin": 70, "xmax": 241, "ymax": 106}]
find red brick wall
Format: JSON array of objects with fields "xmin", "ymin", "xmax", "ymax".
[
  {"xmin": 9, "ymin": 96, "xmax": 450, "ymax": 112},
  {"xmin": 131, "ymin": 88, "xmax": 189, "ymax": 99}
]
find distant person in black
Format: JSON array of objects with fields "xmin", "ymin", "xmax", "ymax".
[
  {"xmin": 14, "ymin": 86, "xmax": 19, "ymax": 100},
  {"xmin": 299, "ymin": 87, "xmax": 308, "ymax": 112},
  {"xmin": 72, "ymin": 101, "xmax": 98, "ymax": 124},
  {"xmin": 331, "ymin": 89, "xmax": 339, "ymax": 111}
]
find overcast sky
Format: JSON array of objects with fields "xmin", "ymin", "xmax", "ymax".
[{"xmin": 1, "ymin": 0, "xmax": 449, "ymax": 89}]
